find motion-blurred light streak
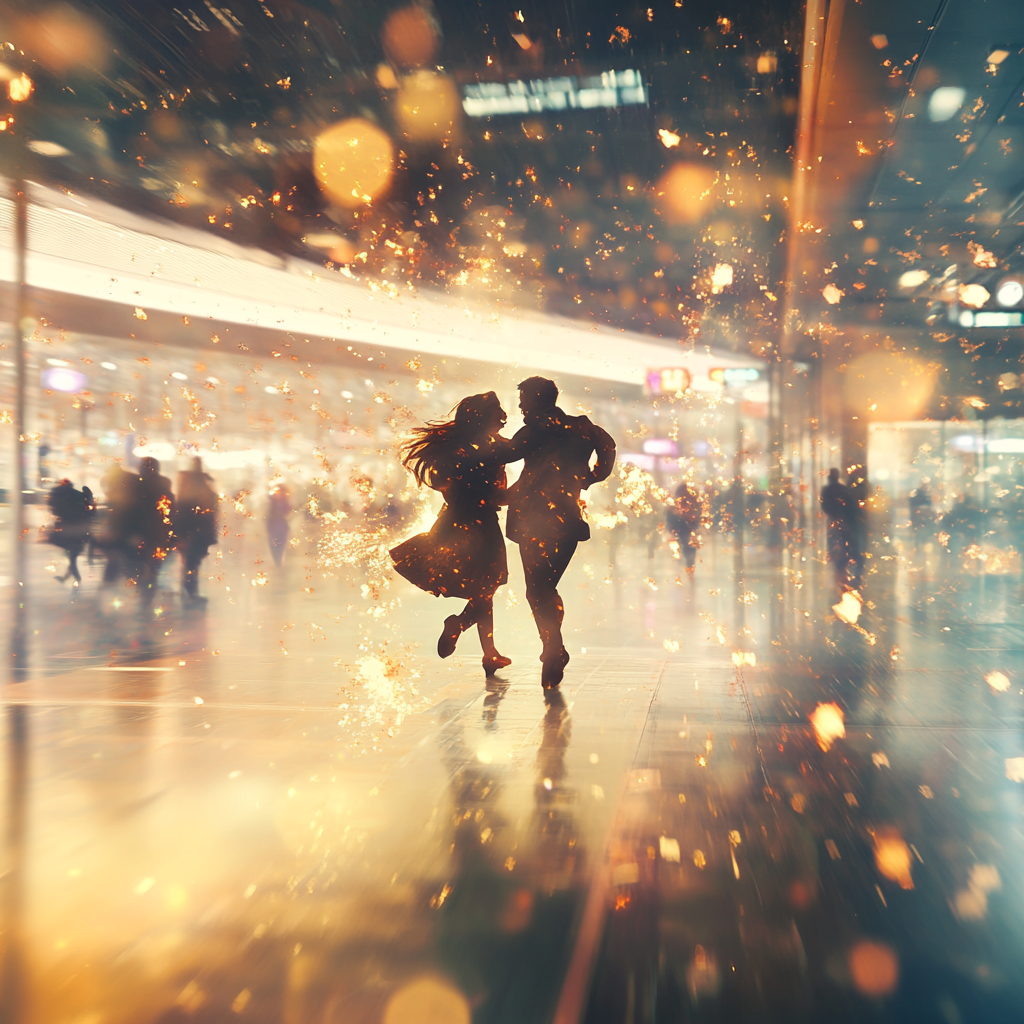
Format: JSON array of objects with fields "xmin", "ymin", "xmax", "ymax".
[{"xmin": 462, "ymin": 69, "xmax": 647, "ymax": 116}]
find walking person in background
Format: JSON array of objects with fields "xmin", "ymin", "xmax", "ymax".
[
  {"xmin": 175, "ymin": 457, "xmax": 219, "ymax": 603},
  {"xmin": 820, "ymin": 467, "xmax": 862, "ymax": 589},
  {"xmin": 391, "ymin": 391, "xmax": 515, "ymax": 676},
  {"xmin": 267, "ymin": 479, "xmax": 292, "ymax": 566},
  {"xmin": 666, "ymin": 480, "xmax": 702, "ymax": 571},
  {"xmin": 909, "ymin": 479, "xmax": 934, "ymax": 551},
  {"xmin": 98, "ymin": 462, "xmax": 136, "ymax": 584},
  {"xmin": 47, "ymin": 478, "xmax": 92, "ymax": 585},
  {"xmin": 506, "ymin": 377, "xmax": 616, "ymax": 688},
  {"xmin": 128, "ymin": 457, "xmax": 175, "ymax": 602}
]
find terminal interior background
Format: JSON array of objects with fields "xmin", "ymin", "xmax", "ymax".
[{"xmin": 0, "ymin": 0, "xmax": 1023, "ymax": 1022}]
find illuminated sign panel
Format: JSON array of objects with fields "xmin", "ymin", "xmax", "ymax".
[
  {"xmin": 41, "ymin": 367, "xmax": 86, "ymax": 392},
  {"xmin": 645, "ymin": 367, "xmax": 692, "ymax": 395},
  {"xmin": 709, "ymin": 366, "xmax": 761, "ymax": 385},
  {"xmin": 642, "ymin": 438, "xmax": 678, "ymax": 456},
  {"xmin": 462, "ymin": 70, "xmax": 647, "ymax": 117}
]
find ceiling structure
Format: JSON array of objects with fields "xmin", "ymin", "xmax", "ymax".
[
  {"xmin": 0, "ymin": 0, "xmax": 804, "ymax": 358},
  {"xmin": 0, "ymin": 180, "xmax": 760, "ymax": 389},
  {"xmin": 783, "ymin": 0, "xmax": 1024, "ymax": 427},
  {"xmin": 803, "ymin": 0, "xmax": 1024, "ymax": 328}
]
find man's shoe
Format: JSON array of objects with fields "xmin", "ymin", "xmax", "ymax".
[
  {"xmin": 437, "ymin": 615, "xmax": 462, "ymax": 658},
  {"xmin": 541, "ymin": 647, "xmax": 570, "ymax": 688},
  {"xmin": 482, "ymin": 653, "xmax": 512, "ymax": 676}
]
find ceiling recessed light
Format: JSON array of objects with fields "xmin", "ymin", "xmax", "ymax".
[
  {"xmin": 927, "ymin": 86, "xmax": 966, "ymax": 122},
  {"xmin": 987, "ymin": 47, "xmax": 1011, "ymax": 65},
  {"xmin": 101, "ymin": 361, "xmax": 117, "ymax": 370},
  {"xmin": 899, "ymin": 269, "xmax": 930, "ymax": 290},
  {"xmin": 996, "ymin": 278, "xmax": 1024, "ymax": 307},
  {"xmin": 46, "ymin": 357, "xmax": 70, "ymax": 366},
  {"xmin": 265, "ymin": 385, "xmax": 279, "ymax": 394},
  {"xmin": 171, "ymin": 371, "xmax": 188, "ymax": 380},
  {"xmin": 27, "ymin": 140, "xmax": 71, "ymax": 157}
]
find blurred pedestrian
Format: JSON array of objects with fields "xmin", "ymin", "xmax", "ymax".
[
  {"xmin": 391, "ymin": 391, "xmax": 515, "ymax": 676},
  {"xmin": 909, "ymin": 480, "xmax": 934, "ymax": 549},
  {"xmin": 97, "ymin": 463, "xmax": 136, "ymax": 583},
  {"xmin": 666, "ymin": 480, "xmax": 702, "ymax": 570},
  {"xmin": 175, "ymin": 457, "xmax": 219, "ymax": 602},
  {"xmin": 820, "ymin": 468, "xmax": 862, "ymax": 588},
  {"xmin": 506, "ymin": 377, "xmax": 616, "ymax": 688},
  {"xmin": 940, "ymin": 492, "xmax": 983, "ymax": 558},
  {"xmin": 267, "ymin": 480, "xmax": 292, "ymax": 566},
  {"xmin": 128, "ymin": 457, "xmax": 175, "ymax": 601},
  {"xmin": 47, "ymin": 479, "xmax": 91, "ymax": 584}
]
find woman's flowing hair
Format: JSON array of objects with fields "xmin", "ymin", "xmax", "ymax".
[{"xmin": 401, "ymin": 391, "xmax": 501, "ymax": 487}]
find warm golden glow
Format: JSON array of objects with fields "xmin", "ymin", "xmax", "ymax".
[
  {"xmin": 394, "ymin": 70, "xmax": 461, "ymax": 143},
  {"xmin": 313, "ymin": 118, "xmax": 394, "ymax": 208},
  {"xmin": 848, "ymin": 941, "xmax": 899, "ymax": 997},
  {"xmin": 809, "ymin": 702, "xmax": 845, "ymax": 751},
  {"xmin": 381, "ymin": 6, "xmax": 440, "ymax": 67},
  {"xmin": 985, "ymin": 671, "xmax": 1010, "ymax": 692},
  {"xmin": 844, "ymin": 351, "xmax": 937, "ymax": 421},
  {"xmin": 873, "ymin": 830, "xmax": 914, "ymax": 889},
  {"xmin": 383, "ymin": 976, "xmax": 471, "ymax": 1024},
  {"xmin": 831, "ymin": 590, "xmax": 862, "ymax": 625},
  {"xmin": 958, "ymin": 283, "xmax": 990, "ymax": 308},
  {"xmin": 8, "ymin": 72, "xmax": 32, "ymax": 102},
  {"xmin": 657, "ymin": 163, "xmax": 718, "ymax": 223}
]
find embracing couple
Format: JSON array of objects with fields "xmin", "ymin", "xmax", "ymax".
[{"xmin": 390, "ymin": 377, "xmax": 616, "ymax": 689}]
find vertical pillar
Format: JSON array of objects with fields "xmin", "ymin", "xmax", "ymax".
[{"xmin": 9, "ymin": 181, "xmax": 28, "ymax": 680}]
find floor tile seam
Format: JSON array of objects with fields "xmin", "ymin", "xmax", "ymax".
[
  {"xmin": 508, "ymin": 656, "xmax": 613, "ymax": 754},
  {"xmin": 1, "ymin": 698, "xmax": 342, "ymax": 713},
  {"xmin": 755, "ymin": 721, "xmax": 1024, "ymax": 733},
  {"xmin": 551, "ymin": 664, "xmax": 667, "ymax": 1024}
]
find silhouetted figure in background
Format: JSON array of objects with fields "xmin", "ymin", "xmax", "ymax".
[
  {"xmin": 909, "ymin": 480, "xmax": 933, "ymax": 550},
  {"xmin": 267, "ymin": 480, "xmax": 292, "ymax": 566},
  {"xmin": 940, "ymin": 492, "xmax": 983, "ymax": 558},
  {"xmin": 175, "ymin": 457, "xmax": 219, "ymax": 602},
  {"xmin": 507, "ymin": 377, "xmax": 616, "ymax": 688},
  {"xmin": 666, "ymin": 481, "xmax": 701, "ymax": 570},
  {"xmin": 821, "ymin": 467, "xmax": 862, "ymax": 588},
  {"xmin": 128, "ymin": 457, "xmax": 175, "ymax": 601},
  {"xmin": 98, "ymin": 463, "xmax": 136, "ymax": 583},
  {"xmin": 391, "ymin": 392, "xmax": 515, "ymax": 675},
  {"xmin": 47, "ymin": 479, "xmax": 92, "ymax": 584}
]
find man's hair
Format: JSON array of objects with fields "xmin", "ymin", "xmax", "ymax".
[
  {"xmin": 518, "ymin": 376, "xmax": 558, "ymax": 407},
  {"xmin": 828, "ymin": 467, "xmax": 840, "ymax": 480}
]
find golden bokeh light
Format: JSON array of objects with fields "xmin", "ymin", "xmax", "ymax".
[
  {"xmin": 809, "ymin": 702, "xmax": 846, "ymax": 750},
  {"xmin": 8, "ymin": 73, "xmax": 33, "ymax": 102},
  {"xmin": 18, "ymin": 3, "xmax": 110, "ymax": 74},
  {"xmin": 844, "ymin": 350, "xmax": 937, "ymax": 421},
  {"xmin": 657, "ymin": 163, "xmax": 718, "ymax": 224},
  {"xmin": 872, "ymin": 829, "xmax": 914, "ymax": 890},
  {"xmin": 394, "ymin": 70, "xmax": 461, "ymax": 143},
  {"xmin": 848, "ymin": 941, "xmax": 899, "ymax": 998},
  {"xmin": 383, "ymin": 976, "xmax": 471, "ymax": 1024},
  {"xmin": 382, "ymin": 5, "xmax": 441, "ymax": 68},
  {"xmin": 313, "ymin": 119, "xmax": 394, "ymax": 209}
]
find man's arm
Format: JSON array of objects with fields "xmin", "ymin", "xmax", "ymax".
[
  {"xmin": 585, "ymin": 423, "xmax": 616, "ymax": 487},
  {"xmin": 505, "ymin": 425, "xmax": 534, "ymax": 463}
]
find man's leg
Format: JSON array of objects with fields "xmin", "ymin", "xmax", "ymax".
[{"xmin": 521, "ymin": 538, "xmax": 577, "ymax": 660}]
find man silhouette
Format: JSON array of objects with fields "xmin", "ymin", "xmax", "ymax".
[
  {"xmin": 820, "ymin": 467, "xmax": 861, "ymax": 588},
  {"xmin": 506, "ymin": 377, "xmax": 616, "ymax": 687}
]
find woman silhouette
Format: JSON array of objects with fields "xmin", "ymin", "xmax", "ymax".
[{"xmin": 391, "ymin": 392, "xmax": 514, "ymax": 675}]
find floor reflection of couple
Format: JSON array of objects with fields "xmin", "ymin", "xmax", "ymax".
[{"xmin": 391, "ymin": 376, "xmax": 615, "ymax": 688}]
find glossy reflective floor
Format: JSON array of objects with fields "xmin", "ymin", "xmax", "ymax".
[{"xmin": 2, "ymin": 522, "xmax": 1023, "ymax": 1024}]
